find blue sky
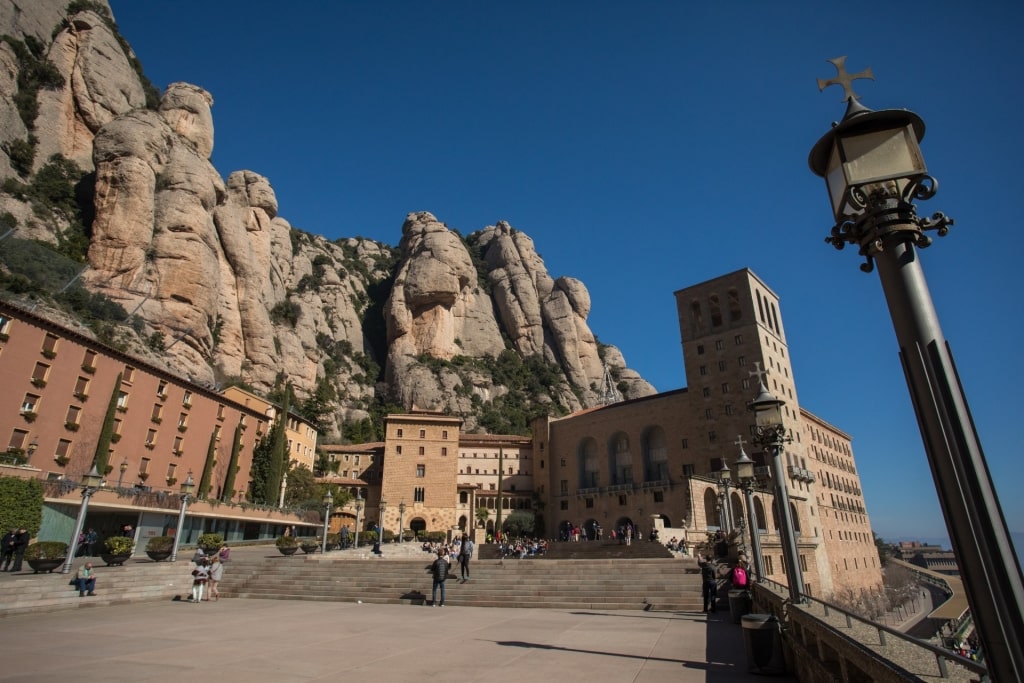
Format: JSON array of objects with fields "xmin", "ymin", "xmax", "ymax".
[{"xmin": 109, "ymin": 1, "xmax": 1023, "ymax": 553}]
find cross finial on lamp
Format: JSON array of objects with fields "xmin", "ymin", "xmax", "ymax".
[
  {"xmin": 748, "ymin": 361, "xmax": 769, "ymax": 387},
  {"xmin": 817, "ymin": 56, "xmax": 874, "ymax": 102}
]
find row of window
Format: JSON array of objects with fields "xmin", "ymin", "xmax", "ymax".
[
  {"xmin": 395, "ymin": 445, "xmax": 449, "ymax": 456},
  {"xmin": 394, "ymin": 428, "xmax": 450, "ymax": 439},
  {"xmin": 696, "ymin": 335, "xmax": 744, "ymax": 355}
]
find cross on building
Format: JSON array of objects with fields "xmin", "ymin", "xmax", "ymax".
[{"xmin": 817, "ymin": 56, "xmax": 874, "ymax": 102}]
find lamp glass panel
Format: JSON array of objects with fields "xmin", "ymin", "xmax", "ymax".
[
  {"xmin": 754, "ymin": 401, "xmax": 783, "ymax": 428},
  {"xmin": 840, "ymin": 126, "xmax": 925, "ymax": 186},
  {"xmin": 736, "ymin": 458, "xmax": 754, "ymax": 481},
  {"xmin": 826, "ymin": 144, "xmax": 847, "ymax": 216},
  {"xmin": 82, "ymin": 469, "xmax": 103, "ymax": 488}
]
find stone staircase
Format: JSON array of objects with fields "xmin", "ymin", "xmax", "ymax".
[
  {"xmin": 0, "ymin": 559, "xmax": 194, "ymax": 617},
  {"xmin": 219, "ymin": 553, "xmax": 704, "ymax": 611},
  {"xmin": 479, "ymin": 539, "xmax": 676, "ymax": 561}
]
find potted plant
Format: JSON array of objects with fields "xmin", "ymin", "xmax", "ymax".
[
  {"xmin": 197, "ymin": 533, "xmax": 224, "ymax": 555},
  {"xmin": 25, "ymin": 541, "xmax": 67, "ymax": 573},
  {"xmin": 100, "ymin": 536, "xmax": 134, "ymax": 566},
  {"xmin": 145, "ymin": 535, "xmax": 174, "ymax": 561},
  {"xmin": 276, "ymin": 535, "xmax": 299, "ymax": 556},
  {"xmin": 300, "ymin": 539, "xmax": 319, "ymax": 554}
]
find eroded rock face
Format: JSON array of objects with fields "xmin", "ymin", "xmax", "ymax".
[{"xmin": 4, "ymin": 0, "xmax": 657, "ymax": 437}]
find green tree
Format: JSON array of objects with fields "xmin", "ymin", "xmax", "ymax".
[
  {"xmin": 0, "ymin": 477, "xmax": 43, "ymax": 536},
  {"xmin": 283, "ymin": 463, "xmax": 318, "ymax": 507},
  {"xmin": 264, "ymin": 385, "xmax": 292, "ymax": 506},
  {"xmin": 92, "ymin": 372, "xmax": 122, "ymax": 474},
  {"xmin": 247, "ymin": 429, "xmax": 275, "ymax": 504},
  {"xmin": 475, "ymin": 506, "xmax": 489, "ymax": 529},
  {"xmin": 502, "ymin": 511, "xmax": 535, "ymax": 539},
  {"xmin": 197, "ymin": 429, "xmax": 217, "ymax": 499},
  {"xmin": 220, "ymin": 423, "xmax": 243, "ymax": 502},
  {"xmin": 495, "ymin": 447, "xmax": 504, "ymax": 534},
  {"xmin": 874, "ymin": 532, "xmax": 891, "ymax": 566}
]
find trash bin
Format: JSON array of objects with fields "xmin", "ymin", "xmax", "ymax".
[
  {"xmin": 741, "ymin": 613, "xmax": 786, "ymax": 675},
  {"xmin": 728, "ymin": 589, "xmax": 751, "ymax": 623}
]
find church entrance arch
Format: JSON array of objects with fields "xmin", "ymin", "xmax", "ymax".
[
  {"xmin": 582, "ymin": 518, "xmax": 600, "ymax": 540},
  {"xmin": 614, "ymin": 517, "xmax": 635, "ymax": 539},
  {"xmin": 409, "ymin": 518, "xmax": 427, "ymax": 536},
  {"xmin": 458, "ymin": 515, "xmax": 468, "ymax": 532}
]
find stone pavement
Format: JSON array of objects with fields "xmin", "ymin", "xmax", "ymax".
[{"xmin": 0, "ymin": 594, "xmax": 794, "ymax": 682}]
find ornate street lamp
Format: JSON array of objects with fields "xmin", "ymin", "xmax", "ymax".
[
  {"xmin": 321, "ymin": 489, "xmax": 333, "ymax": 554},
  {"xmin": 354, "ymin": 494, "xmax": 363, "ymax": 549},
  {"xmin": 398, "ymin": 501, "xmax": 406, "ymax": 544},
  {"xmin": 378, "ymin": 499, "xmax": 387, "ymax": 545},
  {"xmin": 62, "ymin": 464, "xmax": 103, "ymax": 574},
  {"xmin": 117, "ymin": 457, "xmax": 128, "ymax": 489},
  {"xmin": 170, "ymin": 471, "xmax": 195, "ymax": 563},
  {"xmin": 810, "ymin": 57, "xmax": 1024, "ymax": 680},
  {"xmin": 733, "ymin": 436, "xmax": 764, "ymax": 583},
  {"xmin": 716, "ymin": 460, "xmax": 734, "ymax": 531},
  {"xmin": 748, "ymin": 366, "xmax": 805, "ymax": 604}
]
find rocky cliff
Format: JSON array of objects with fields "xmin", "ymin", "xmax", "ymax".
[{"xmin": 0, "ymin": 0, "xmax": 656, "ymax": 438}]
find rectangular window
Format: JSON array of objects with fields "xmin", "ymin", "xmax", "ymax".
[
  {"xmin": 718, "ymin": 360, "xmax": 727, "ymax": 371},
  {"xmin": 0, "ymin": 314, "xmax": 10, "ymax": 335},
  {"xmin": 681, "ymin": 439, "xmax": 689, "ymax": 449},
  {"xmin": 173, "ymin": 436, "xmax": 183, "ymax": 455},
  {"xmin": 21, "ymin": 393, "xmax": 39, "ymax": 413},
  {"xmin": 559, "ymin": 479, "xmax": 568, "ymax": 494},
  {"xmin": 585, "ymin": 498, "xmax": 594, "ymax": 508},
  {"xmin": 217, "ymin": 404, "xmax": 225, "ymax": 420},
  {"xmin": 799, "ymin": 555, "xmax": 808, "ymax": 572},
  {"xmin": 396, "ymin": 428, "xmax": 403, "ymax": 437},
  {"xmin": 166, "ymin": 462, "xmax": 177, "ymax": 479},
  {"xmin": 145, "ymin": 429, "xmax": 157, "ymax": 446},
  {"xmin": 715, "ymin": 339, "xmax": 724, "ymax": 350},
  {"xmin": 116, "ymin": 391, "xmax": 129, "ymax": 410},
  {"xmin": 418, "ymin": 446, "xmax": 425, "ymax": 455},
  {"xmin": 112, "ymin": 418, "xmax": 122, "ymax": 435},
  {"xmin": 722, "ymin": 382, "xmax": 729, "ymax": 393},
  {"xmin": 55, "ymin": 439, "xmax": 71, "ymax": 457},
  {"xmin": 65, "ymin": 405, "xmax": 81, "ymax": 426},
  {"xmin": 414, "ymin": 487, "xmax": 425, "ymax": 502},
  {"xmin": 682, "ymin": 464, "xmax": 695, "ymax": 476},
  {"xmin": 178, "ymin": 413, "xmax": 188, "ymax": 429},
  {"xmin": 8, "ymin": 429, "xmax": 28, "ymax": 450},
  {"xmin": 738, "ymin": 355, "xmax": 746, "ymax": 366},
  {"xmin": 82, "ymin": 349, "xmax": 97, "ymax": 370},
  {"xmin": 419, "ymin": 429, "xmax": 425, "ymax": 438},
  {"xmin": 441, "ymin": 447, "xmax": 447, "ymax": 456},
  {"xmin": 742, "ymin": 378, "xmax": 750, "ymax": 390},
  {"xmin": 157, "ymin": 380, "xmax": 168, "ymax": 398},
  {"xmin": 724, "ymin": 405, "xmax": 734, "ymax": 416},
  {"xmin": 653, "ymin": 491, "xmax": 664, "ymax": 503},
  {"xmin": 708, "ymin": 431, "xmax": 717, "ymax": 443},
  {"xmin": 74, "ymin": 376, "xmax": 89, "ymax": 398},
  {"xmin": 765, "ymin": 556, "xmax": 774, "ymax": 575},
  {"xmin": 696, "ymin": 344, "xmax": 704, "ymax": 355},
  {"xmin": 42, "ymin": 333, "xmax": 59, "ymax": 355},
  {"xmin": 442, "ymin": 430, "xmax": 448, "ymax": 439},
  {"xmin": 182, "ymin": 391, "xmax": 193, "ymax": 407},
  {"xmin": 123, "ymin": 365, "xmax": 136, "ymax": 383},
  {"xmin": 699, "ymin": 365, "xmax": 707, "ymax": 376},
  {"xmin": 560, "ymin": 500, "xmax": 569, "ymax": 510},
  {"xmin": 32, "ymin": 362, "xmax": 49, "ymax": 384},
  {"xmin": 396, "ymin": 445, "xmax": 402, "ymax": 455},
  {"xmin": 702, "ymin": 387, "xmax": 711, "ymax": 398},
  {"xmin": 416, "ymin": 464, "xmax": 425, "ymax": 478},
  {"xmin": 735, "ymin": 334, "xmax": 743, "ymax": 345},
  {"xmin": 705, "ymin": 408, "xmax": 713, "ymax": 419},
  {"xmin": 140, "ymin": 457, "xmax": 150, "ymax": 474},
  {"xmin": 618, "ymin": 495, "xmax": 627, "ymax": 506}
]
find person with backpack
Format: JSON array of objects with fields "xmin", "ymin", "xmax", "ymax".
[
  {"xmin": 731, "ymin": 559, "xmax": 749, "ymax": 589},
  {"xmin": 458, "ymin": 535, "xmax": 474, "ymax": 583},
  {"xmin": 699, "ymin": 555, "xmax": 719, "ymax": 613},
  {"xmin": 430, "ymin": 549, "xmax": 450, "ymax": 607}
]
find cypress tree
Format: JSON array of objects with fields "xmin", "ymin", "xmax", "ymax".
[
  {"xmin": 496, "ymin": 446, "xmax": 504, "ymax": 536},
  {"xmin": 92, "ymin": 372, "xmax": 122, "ymax": 475},
  {"xmin": 198, "ymin": 429, "xmax": 217, "ymax": 499},
  {"xmin": 220, "ymin": 422, "xmax": 243, "ymax": 502},
  {"xmin": 265, "ymin": 386, "xmax": 291, "ymax": 506}
]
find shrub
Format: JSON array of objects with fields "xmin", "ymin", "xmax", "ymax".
[
  {"xmin": 145, "ymin": 536, "xmax": 174, "ymax": 552},
  {"xmin": 25, "ymin": 541, "xmax": 67, "ymax": 560},
  {"xmin": 196, "ymin": 533, "xmax": 223, "ymax": 550},
  {"xmin": 103, "ymin": 536, "xmax": 133, "ymax": 555},
  {"xmin": 276, "ymin": 535, "xmax": 299, "ymax": 549}
]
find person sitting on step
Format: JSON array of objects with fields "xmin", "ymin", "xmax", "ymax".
[{"xmin": 75, "ymin": 562, "xmax": 97, "ymax": 597}]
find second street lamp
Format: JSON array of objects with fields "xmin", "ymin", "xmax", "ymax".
[
  {"xmin": 748, "ymin": 365, "xmax": 805, "ymax": 604},
  {"xmin": 170, "ymin": 471, "xmax": 195, "ymax": 563},
  {"xmin": 354, "ymin": 495, "xmax": 363, "ymax": 549},
  {"xmin": 398, "ymin": 501, "xmax": 406, "ymax": 544},
  {"xmin": 733, "ymin": 436, "xmax": 764, "ymax": 583},
  {"xmin": 62, "ymin": 464, "xmax": 103, "ymax": 574},
  {"xmin": 321, "ymin": 490, "xmax": 333, "ymax": 554},
  {"xmin": 716, "ymin": 461, "xmax": 734, "ymax": 532}
]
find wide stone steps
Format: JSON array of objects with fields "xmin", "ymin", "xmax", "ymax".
[
  {"xmin": 219, "ymin": 556, "xmax": 703, "ymax": 611},
  {"xmin": 0, "ymin": 559, "xmax": 194, "ymax": 616}
]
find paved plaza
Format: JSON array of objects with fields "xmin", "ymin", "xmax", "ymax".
[{"xmin": 0, "ymin": 595, "xmax": 792, "ymax": 682}]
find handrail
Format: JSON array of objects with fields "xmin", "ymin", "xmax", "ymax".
[{"xmin": 751, "ymin": 579, "xmax": 988, "ymax": 681}]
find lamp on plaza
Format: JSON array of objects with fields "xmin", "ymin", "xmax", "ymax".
[
  {"xmin": 169, "ymin": 470, "xmax": 195, "ymax": 563},
  {"xmin": 715, "ymin": 460, "xmax": 734, "ymax": 531},
  {"xmin": 733, "ymin": 436, "xmax": 764, "ymax": 583},
  {"xmin": 810, "ymin": 57, "xmax": 1023, "ymax": 680},
  {"xmin": 378, "ymin": 499, "xmax": 387, "ymax": 545},
  {"xmin": 747, "ymin": 366, "xmax": 804, "ymax": 604},
  {"xmin": 354, "ymin": 494, "xmax": 363, "ymax": 549},
  {"xmin": 62, "ymin": 464, "xmax": 103, "ymax": 574},
  {"xmin": 321, "ymin": 489, "xmax": 333, "ymax": 554},
  {"xmin": 117, "ymin": 457, "xmax": 128, "ymax": 489},
  {"xmin": 398, "ymin": 501, "xmax": 406, "ymax": 544}
]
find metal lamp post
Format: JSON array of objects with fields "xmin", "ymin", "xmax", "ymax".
[
  {"xmin": 810, "ymin": 57, "xmax": 1024, "ymax": 680},
  {"xmin": 117, "ymin": 457, "xmax": 128, "ymax": 489},
  {"xmin": 354, "ymin": 496, "xmax": 363, "ymax": 549},
  {"xmin": 378, "ymin": 500, "xmax": 387, "ymax": 544},
  {"xmin": 748, "ymin": 368, "xmax": 805, "ymax": 604},
  {"xmin": 398, "ymin": 501, "xmax": 406, "ymax": 544},
  {"xmin": 62, "ymin": 464, "xmax": 103, "ymax": 574},
  {"xmin": 733, "ymin": 436, "xmax": 765, "ymax": 582},
  {"xmin": 321, "ymin": 490, "xmax": 333, "ymax": 554},
  {"xmin": 716, "ymin": 461, "xmax": 734, "ymax": 531},
  {"xmin": 170, "ymin": 471, "xmax": 195, "ymax": 562}
]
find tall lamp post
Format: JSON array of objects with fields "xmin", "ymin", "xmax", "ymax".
[
  {"xmin": 810, "ymin": 57, "xmax": 1024, "ymax": 679},
  {"xmin": 748, "ymin": 367, "xmax": 805, "ymax": 604},
  {"xmin": 354, "ymin": 495, "xmax": 363, "ymax": 549},
  {"xmin": 716, "ymin": 461, "xmax": 735, "ymax": 531},
  {"xmin": 62, "ymin": 464, "xmax": 103, "ymax": 574},
  {"xmin": 170, "ymin": 471, "xmax": 195, "ymax": 563},
  {"xmin": 733, "ymin": 436, "xmax": 765, "ymax": 582},
  {"xmin": 378, "ymin": 500, "xmax": 387, "ymax": 544},
  {"xmin": 117, "ymin": 457, "xmax": 128, "ymax": 489},
  {"xmin": 321, "ymin": 490, "xmax": 333, "ymax": 554},
  {"xmin": 398, "ymin": 501, "xmax": 406, "ymax": 544}
]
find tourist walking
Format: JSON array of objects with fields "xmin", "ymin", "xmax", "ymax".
[
  {"xmin": 208, "ymin": 555, "xmax": 224, "ymax": 601},
  {"xmin": 10, "ymin": 528, "xmax": 28, "ymax": 572},
  {"xmin": 459, "ymin": 535, "xmax": 474, "ymax": 582},
  {"xmin": 190, "ymin": 558, "xmax": 210, "ymax": 602},
  {"xmin": 430, "ymin": 549, "xmax": 450, "ymax": 607},
  {"xmin": 700, "ymin": 555, "xmax": 719, "ymax": 613},
  {"xmin": 0, "ymin": 528, "xmax": 15, "ymax": 571}
]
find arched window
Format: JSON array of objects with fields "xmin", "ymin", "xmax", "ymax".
[
  {"xmin": 608, "ymin": 432, "xmax": 632, "ymax": 485},
  {"xmin": 728, "ymin": 288, "xmax": 742, "ymax": 322},
  {"xmin": 709, "ymin": 294, "xmax": 723, "ymax": 327},
  {"xmin": 756, "ymin": 291, "xmax": 766, "ymax": 324},
  {"xmin": 580, "ymin": 437, "xmax": 600, "ymax": 488},
  {"xmin": 704, "ymin": 488, "xmax": 721, "ymax": 528},
  {"xmin": 753, "ymin": 497, "xmax": 767, "ymax": 532},
  {"xmin": 691, "ymin": 300, "xmax": 703, "ymax": 331},
  {"xmin": 642, "ymin": 426, "xmax": 668, "ymax": 482}
]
